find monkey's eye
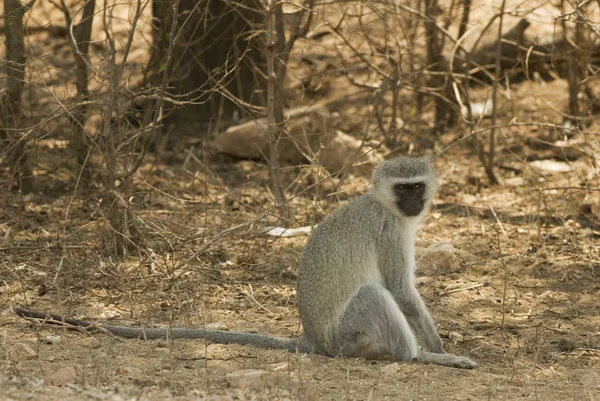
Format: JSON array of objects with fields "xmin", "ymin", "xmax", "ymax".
[{"xmin": 413, "ymin": 183, "xmax": 421, "ymax": 189}]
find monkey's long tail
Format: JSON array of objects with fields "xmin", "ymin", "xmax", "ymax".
[{"xmin": 13, "ymin": 307, "xmax": 313, "ymax": 354}]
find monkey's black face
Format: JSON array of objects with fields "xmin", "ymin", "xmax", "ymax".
[{"xmin": 394, "ymin": 182, "xmax": 426, "ymax": 216}]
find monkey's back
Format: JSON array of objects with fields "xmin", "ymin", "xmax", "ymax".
[{"xmin": 298, "ymin": 192, "xmax": 398, "ymax": 353}]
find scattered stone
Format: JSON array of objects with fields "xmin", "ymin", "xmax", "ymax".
[
  {"xmin": 118, "ymin": 366, "xmax": 142, "ymax": 378},
  {"xmin": 83, "ymin": 337, "xmax": 102, "ymax": 349},
  {"xmin": 316, "ymin": 130, "xmax": 383, "ymax": 175},
  {"xmin": 10, "ymin": 343, "xmax": 36, "ymax": 360},
  {"xmin": 205, "ymin": 321, "xmax": 228, "ymax": 330},
  {"xmin": 269, "ymin": 361, "xmax": 290, "ymax": 372},
  {"xmin": 418, "ymin": 242, "xmax": 458, "ymax": 276},
  {"xmin": 214, "ymin": 105, "xmax": 330, "ymax": 164},
  {"xmin": 40, "ymin": 335, "xmax": 62, "ymax": 345},
  {"xmin": 380, "ymin": 362, "xmax": 401, "ymax": 375},
  {"xmin": 214, "ymin": 106, "xmax": 382, "ymax": 175},
  {"xmin": 46, "ymin": 365, "xmax": 79, "ymax": 386},
  {"xmin": 225, "ymin": 369, "xmax": 268, "ymax": 389},
  {"xmin": 448, "ymin": 331, "xmax": 464, "ymax": 342},
  {"xmin": 528, "ymin": 160, "xmax": 573, "ymax": 173},
  {"xmin": 468, "ymin": 99, "xmax": 494, "ymax": 119}
]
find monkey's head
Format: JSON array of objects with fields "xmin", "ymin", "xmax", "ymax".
[{"xmin": 371, "ymin": 156, "xmax": 437, "ymax": 219}]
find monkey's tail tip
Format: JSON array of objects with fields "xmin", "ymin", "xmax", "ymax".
[
  {"xmin": 12, "ymin": 306, "xmax": 33, "ymax": 318},
  {"xmin": 11, "ymin": 306, "xmax": 92, "ymax": 327}
]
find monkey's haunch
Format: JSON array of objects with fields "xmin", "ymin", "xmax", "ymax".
[{"xmin": 13, "ymin": 307, "xmax": 306, "ymax": 353}]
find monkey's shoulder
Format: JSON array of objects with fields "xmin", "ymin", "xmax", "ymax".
[
  {"xmin": 315, "ymin": 193, "xmax": 385, "ymax": 229},
  {"xmin": 304, "ymin": 194, "xmax": 402, "ymax": 249}
]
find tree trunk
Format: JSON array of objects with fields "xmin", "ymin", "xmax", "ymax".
[
  {"xmin": 266, "ymin": 1, "xmax": 289, "ymax": 219},
  {"xmin": 147, "ymin": 0, "xmax": 267, "ymax": 125},
  {"xmin": 70, "ymin": 0, "xmax": 96, "ymax": 167},
  {"xmin": 425, "ymin": 0, "xmax": 456, "ymax": 132},
  {"xmin": 2, "ymin": 0, "xmax": 33, "ymax": 191}
]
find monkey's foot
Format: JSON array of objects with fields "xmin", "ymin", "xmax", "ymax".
[
  {"xmin": 450, "ymin": 355, "xmax": 477, "ymax": 369},
  {"xmin": 421, "ymin": 352, "xmax": 478, "ymax": 369}
]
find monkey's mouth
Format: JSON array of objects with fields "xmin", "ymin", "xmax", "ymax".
[{"xmin": 396, "ymin": 200, "xmax": 423, "ymax": 216}]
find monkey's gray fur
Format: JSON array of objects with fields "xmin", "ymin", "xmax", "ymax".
[{"xmin": 14, "ymin": 156, "xmax": 476, "ymax": 369}]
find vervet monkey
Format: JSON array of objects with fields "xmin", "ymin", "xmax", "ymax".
[
  {"xmin": 14, "ymin": 156, "xmax": 476, "ymax": 369},
  {"xmin": 298, "ymin": 156, "xmax": 476, "ymax": 369}
]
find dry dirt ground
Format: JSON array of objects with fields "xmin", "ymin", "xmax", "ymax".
[{"xmin": 1, "ymin": 1, "xmax": 600, "ymax": 400}]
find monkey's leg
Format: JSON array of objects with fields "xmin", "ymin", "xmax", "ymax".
[
  {"xmin": 333, "ymin": 283, "xmax": 477, "ymax": 369},
  {"xmin": 332, "ymin": 282, "xmax": 419, "ymax": 360}
]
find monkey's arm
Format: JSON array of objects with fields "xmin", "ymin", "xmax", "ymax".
[
  {"xmin": 13, "ymin": 307, "xmax": 312, "ymax": 353},
  {"xmin": 392, "ymin": 288, "xmax": 445, "ymax": 354}
]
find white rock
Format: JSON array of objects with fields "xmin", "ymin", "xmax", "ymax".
[
  {"xmin": 529, "ymin": 160, "xmax": 573, "ymax": 173},
  {"xmin": 265, "ymin": 226, "xmax": 313, "ymax": 237},
  {"xmin": 468, "ymin": 99, "xmax": 494, "ymax": 119}
]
